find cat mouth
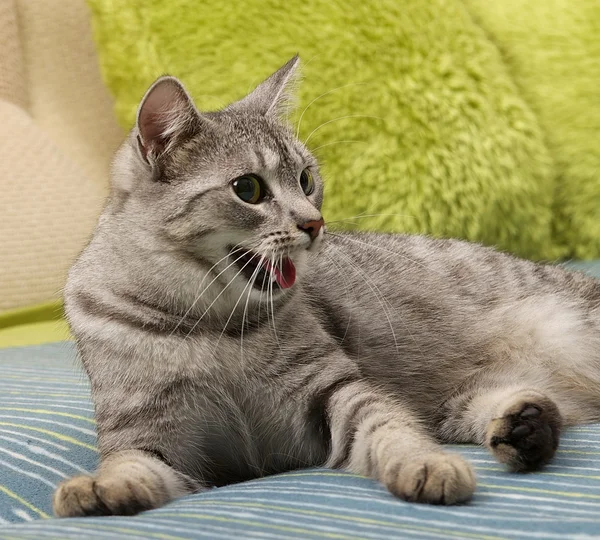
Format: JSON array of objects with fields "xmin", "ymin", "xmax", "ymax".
[{"xmin": 229, "ymin": 247, "xmax": 296, "ymax": 290}]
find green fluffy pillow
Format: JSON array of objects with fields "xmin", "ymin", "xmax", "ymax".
[{"xmin": 87, "ymin": 0, "xmax": 598, "ymax": 260}]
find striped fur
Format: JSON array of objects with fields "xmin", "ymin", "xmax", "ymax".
[{"xmin": 54, "ymin": 58, "xmax": 600, "ymax": 517}]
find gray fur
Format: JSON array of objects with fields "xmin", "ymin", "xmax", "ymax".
[{"xmin": 53, "ymin": 57, "xmax": 600, "ymax": 517}]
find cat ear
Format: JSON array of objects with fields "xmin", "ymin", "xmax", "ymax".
[
  {"xmin": 136, "ymin": 76, "xmax": 200, "ymax": 161},
  {"xmin": 231, "ymin": 55, "xmax": 300, "ymax": 119}
]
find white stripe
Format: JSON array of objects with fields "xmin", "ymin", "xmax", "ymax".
[
  {"xmin": 478, "ymin": 491, "xmax": 600, "ymax": 507},
  {"xmin": 0, "ymin": 415, "xmax": 96, "ymax": 436},
  {"xmin": 473, "ymin": 498, "xmax": 600, "ymax": 517},
  {"xmin": 470, "ymin": 458, "xmax": 600, "ymax": 474},
  {"xmin": 186, "ymin": 495, "xmax": 595, "ymax": 539},
  {"xmin": 3, "ymin": 524, "xmax": 149, "ymax": 540},
  {"xmin": 175, "ymin": 505, "xmax": 432, "ymax": 540},
  {"xmin": 177, "ymin": 501, "xmax": 555, "ymax": 540},
  {"xmin": 0, "ymin": 365, "xmax": 81, "ymax": 375},
  {"xmin": 477, "ymin": 473, "xmax": 600, "ymax": 490},
  {"xmin": 142, "ymin": 516, "xmax": 310, "ymax": 540},
  {"xmin": 0, "ymin": 395, "xmax": 91, "ymax": 405},
  {"xmin": 0, "ymin": 369, "xmax": 84, "ymax": 381},
  {"xmin": 0, "ymin": 435, "xmax": 90, "ymax": 474},
  {"xmin": 0, "ymin": 429, "xmax": 69, "ymax": 451},
  {"xmin": 12, "ymin": 508, "xmax": 33, "ymax": 521},
  {"xmin": 205, "ymin": 485, "xmax": 560, "ymax": 521},
  {"xmin": 0, "ymin": 456, "xmax": 56, "ymax": 488},
  {"xmin": 0, "ymin": 383, "xmax": 88, "ymax": 392},
  {"xmin": 108, "ymin": 516, "xmax": 277, "ymax": 540},
  {"xmin": 0, "ymin": 400, "xmax": 93, "ymax": 413},
  {"xmin": 0, "ymin": 445, "xmax": 68, "ymax": 478},
  {"xmin": 251, "ymin": 478, "xmax": 600, "ymax": 518}
]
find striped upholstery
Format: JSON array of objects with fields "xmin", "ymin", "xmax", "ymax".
[{"xmin": 1, "ymin": 343, "xmax": 599, "ymax": 538}]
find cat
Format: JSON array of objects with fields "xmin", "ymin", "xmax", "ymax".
[{"xmin": 53, "ymin": 56, "xmax": 600, "ymax": 517}]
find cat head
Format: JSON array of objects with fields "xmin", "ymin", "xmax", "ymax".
[{"xmin": 110, "ymin": 56, "xmax": 324, "ymax": 303}]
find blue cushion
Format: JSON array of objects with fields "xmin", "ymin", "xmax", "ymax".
[{"xmin": 1, "ymin": 342, "xmax": 599, "ymax": 538}]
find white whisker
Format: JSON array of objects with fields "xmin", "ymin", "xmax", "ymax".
[
  {"xmin": 304, "ymin": 115, "xmax": 382, "ymax": 145},
  {"xmin": 295, "ymin": 82, "xmax": 368, "ymax": 139},
  {"xmin": 310, "ymin": 140, "xmax": 367, "ymax": 153}
]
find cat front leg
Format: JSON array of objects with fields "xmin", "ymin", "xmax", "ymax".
[
  {"xmin": 324, "ymin": 379, "xmax": 476, "ymax": 504},
  {"xmin": 53, "ymin": 449, "xmax": 200, "ymax": 517}
]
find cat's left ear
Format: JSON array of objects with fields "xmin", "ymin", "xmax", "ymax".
[
  {"xmin": 136, "ymin": 76, "xmax": 201, "ymax": 162},
  {"xmin": 230, "ymin": 55, "xmax": 300, "ymax": 119}
]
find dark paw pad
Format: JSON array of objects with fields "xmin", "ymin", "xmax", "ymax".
[{"xmin": 487, "ymin": 400, "xmax": 562, "ymax": 471}]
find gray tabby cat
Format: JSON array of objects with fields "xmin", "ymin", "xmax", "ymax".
[{"xmin": 54, "ymin": 56, "xmax": 600, "ymax": 517}]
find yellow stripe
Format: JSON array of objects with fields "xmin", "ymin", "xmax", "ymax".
[
  {"xmin": 478, "ymin": 482, "xmax": 600, "ymax": 499},
  {"xmin": 157, "ymin": 512, "xmax": 370, "ymax": 540},
  {"xmin": 3, "ymin": 391, "xmax": 89, "ymax": 398},
  {"xmin": 165, "ymin": 502, "xmax": 506, "ymax": 540},
  {"xmin": 0, "ymin": 422, "xmax": 97, "ymax": 451},
  {"xmin": 477, "ymin": 466, "xmax": 600, "ymax": 481},
  {"xmin": 0, "ymin": 374, "xmax": 84, "ymax": 384},
  {"xmin": 0, "ymin": 484, "xmax": 50, "ymax": 518},
  {"xmin": 0, "ymin": 407, "xmax": 94, "ymax": 424},
  {"xmin": 61, "ymin": 522, "xmax": 187, "ymax": 540},
  {"xmin": 558, "ymin": 449, "xmax": 600, "ymax": 455},
  {"xmin": 275, "ymin": 471, "xmax": 364, "ymax": 479}
]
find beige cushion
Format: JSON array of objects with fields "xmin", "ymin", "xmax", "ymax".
[{"xmin": 0, "ymin": 0, "xmax": 123, "ymax": 311}]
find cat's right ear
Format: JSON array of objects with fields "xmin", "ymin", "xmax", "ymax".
[{"xmin": 135, "ymin": 76, "xmax": 201, "ymax": 163}]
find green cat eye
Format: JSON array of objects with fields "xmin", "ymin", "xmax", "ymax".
[
  {"xmin": 300, "ymin": 168, "xmax": 315, "ymax": 196},
  {"xmin": 232, "ymin": 174, "xmax": 263, "ymax": 204}
]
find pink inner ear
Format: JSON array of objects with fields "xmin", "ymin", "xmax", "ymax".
[{"xmin": 138, "ymin": 79, "xmax": 190, "ymax": 155}]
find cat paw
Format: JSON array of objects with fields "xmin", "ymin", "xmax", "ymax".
[
  {"xmin": 384, "ymin": 453, "xmax": 476, "ymax": 505},
  {"xmin": 53, "ymin": 474, "xmax": 160, "ymax": 517},
  {"xmin": 486, "ymin": 394, "xmax": 562, "ymax": 471}
]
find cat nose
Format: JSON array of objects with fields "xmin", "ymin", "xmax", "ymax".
[{"xmin": 298, "ymin": 218, "xmax": 325, "ymax": 240}]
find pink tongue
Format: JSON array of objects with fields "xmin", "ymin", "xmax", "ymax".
[{"xmin": 265, "ymin": 257, "xmax": 296, "ymax": 289}]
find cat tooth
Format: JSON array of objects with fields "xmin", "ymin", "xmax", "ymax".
[{"xmin": 271, "ymin": 272, "xmax": 277, "ymax": 283}]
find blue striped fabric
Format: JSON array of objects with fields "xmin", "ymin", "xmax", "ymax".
[{"xmin": 0, "ymin": 342, "xmax": 599, "ymax": 539}]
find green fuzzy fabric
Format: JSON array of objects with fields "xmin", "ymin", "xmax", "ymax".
[{"xmin": 87, "ymin": 0, "xmax": 599, "ymax": 260}]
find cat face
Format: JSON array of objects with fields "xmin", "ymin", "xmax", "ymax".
[{"xmin": 112, "ymin": 57, "xmax": 324, "ymax": 301}]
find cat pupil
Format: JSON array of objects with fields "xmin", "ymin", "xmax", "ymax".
[
  {"xmin": 233, "ymin": 175, "xmax": 262, "ymax": 204},
  {"xmin": 300, "ymin": 168, "xmax": 314, "ymax": 195}
]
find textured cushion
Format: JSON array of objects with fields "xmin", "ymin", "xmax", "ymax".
[
  {"xmin": 87, "ymin": 0, "xmax": 600, "ymax": 261},
  {"xmin": 0, "ymin": 0, "xmax": 123, "ymax": 312},
  {"xmin": 0, "ymin": 341, "xmax": 599, "ymax": 538}
]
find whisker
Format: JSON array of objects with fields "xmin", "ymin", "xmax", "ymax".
[
  {"xmin": 328, "ymin": 244, "xmax": 403, "ymax": 361},
  {"xmin": 181, "ymin": 251, "xmax": 260, "ymax": 341},
  {"xmin": 327, "ymin": 212, "xmax": 417, "ymax": 226},
  {"xmin": 321, "ymin": 252, "xmax": 354, "ymax": 347},
  {"xmin": 215, "ymin": 253, "xmax": 265, "ymax": 355},
  {"xmin": 329, "ymin": 242, "xmax": 426, "ymax": 360},
  {"xmin": 295, "ymin": 82, "xmax": 368, "ymax": 139},
  {"xmin": 304, "ymin": 115, "xmax": 382, "ymax": 145},
  {"xmin": 240, "ymin": 253, "xmax": 267, "ymax": 360},
  {"xmin": 310, "ymin": 140, "xmax": 366, "ymax": 153},
  {"xmin": 326, "ymin": 231, "xmax": 443, "ymax": 276},
  {"xmin": 169, "ymin": 244, "xmax": 247, "ymax": 336},
  {"xmin": 268, "ymin": 252, "xmax": 281, "ymax": 349}
]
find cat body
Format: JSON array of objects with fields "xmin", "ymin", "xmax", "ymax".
[{"xmin": 54, "ymin": 57, "xmax": 600, "ymax": 517}]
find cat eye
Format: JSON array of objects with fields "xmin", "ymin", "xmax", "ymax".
[
  {"xmin": 232, "ymin": 174, "xmax": 264, "ymax": 204},
  {"xmin": 300, "ymin": 168, "xmax": 315, "ymax": 196}
]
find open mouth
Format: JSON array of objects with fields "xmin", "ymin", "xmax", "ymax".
[{"xmin": 229, "ymin": 247, "xmax": 296, "ymax": 290}]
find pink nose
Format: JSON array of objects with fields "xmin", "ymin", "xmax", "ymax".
[{"xmin": 298, "ymin": 218, "xmax": 325, "ymax": 240}]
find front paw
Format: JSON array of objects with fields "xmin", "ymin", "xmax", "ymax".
[
  {"xmin": 53, "ymin": 474, "xmax": 160, "ymax": 517},
  {"xmin": 384, "ymin": 453, "xmax": 476, "ymax": 505},
  {"xmin": 486, "ymin": 395, "xmax": 561, "ymax": 471}
]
